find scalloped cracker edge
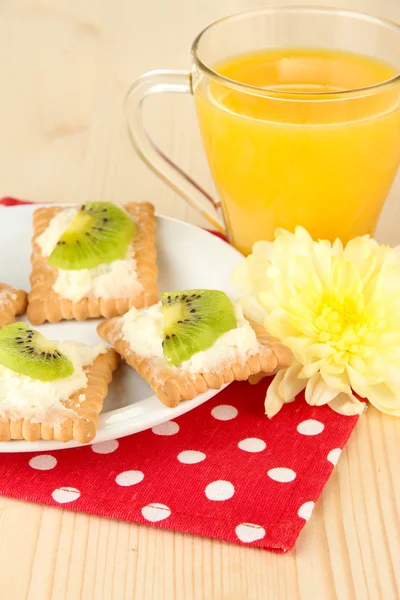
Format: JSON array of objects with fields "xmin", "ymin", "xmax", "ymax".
[
  {"xmin": 0, "ymin": 348, "xmax": 119, "ymax": 443},
  {"xmin": 0, "ymin": 283, "xmax": 27, "ymax": 328},
  {"xmin": 97, "ymin": 316, "xmax": 292, "ymax": 408},
  {"xmin": 27, "ymin": 202, "xmax": 158, "ymax": 325}
]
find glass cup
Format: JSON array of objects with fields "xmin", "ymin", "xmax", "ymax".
[{"xmin": 125, "ymin": 7, "xmax": 400, "ymax": 256}]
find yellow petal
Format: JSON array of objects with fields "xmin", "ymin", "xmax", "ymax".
[
  {"xmin": 367, "ymin": 403, "xmax": 400, "ymax": 417},
  {"xmin": 231, "ymin": 260, "xmax": 251, "ymax": 293},
  {"xmin": 305, "ymin": 373, "xmax": 340, "ymax": 406},
  {"xmin": 347, "ymin": 365, "xmax": 382, "ymax": 392},
  {"xmin": 358, "ymin": 254, "xmax": 378, "ymax": 290},
  {"xmin": 264, "ymin": 309, "xmax": 300, "ymax": 341},
  {"xmin": 299, "ymin": 359, "xmax": 326, "ymax": 379},
  {"xmin": 265, "ymin": 369, "xmax": 287, "ymax": 418},
  {"xmin": 330, "ymin": 259, "xmax": 361, "ymax": 296},
  {"xmin": 257, "ymin": 291, "xmax": 278, "ymax": 312},
  {"xmin": 310, "ymin": 241, "xmax": 333, "ymax": 286},
  {"xmin": 287, "ymin": 256, "xmax": 314, "ymax": 289},
  {"xmin": 239, "ymin": 296, "xmax": 266, "ymax": 325},
  {"xmin": 253, "ymin": 240, "xmax": 274, "ymax": 259},
  {"xmin": 308, "ymin": 343, "xmax": 335, "ymax": 359},
  {"xmin": 365, "ymin": 382, "xmax": 400, "ymax": 410},
  {"xmin": 294, "ymin": 226, "xmax": 314, "ymax": 245},
  {"xmin": 376, "ymin": 264, "xmax": 400, "ymax": 293},
  {"xmin": 343, "ymin": 236, "xmax": 377, "ymax": 265},
  {"xmin": 328, "ymin": 393, "xmax": 366, "ymax": 416},
  {"xmin": 320, "ymin": 360, "xmax": 346, "ymax": 375},
  {"xmin": 278, "ymin": 361, "xmax": 306, "ymax": 401},
  {"xmin": 332, "ymin": 238, "xmax": 344, "ymax": 256},
  {"xmin": 320, "ymin": 369, "xmax": 351, "ymax": 394},
  {"xmin": 286, "ymin": 336, "xmax": 319, "ymax": 365},
  {"xmin": 348, "ymin": 354, "xmax": 369, "ymax": 373}
]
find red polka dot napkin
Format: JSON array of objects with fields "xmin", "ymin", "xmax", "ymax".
[{"xmin": 0, "ymin": 198, "xmax": 360, "ymax": 552}]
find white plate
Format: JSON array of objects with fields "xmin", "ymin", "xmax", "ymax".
[{"xmin": 0, "ymin": 205, "xmax": 244, "ymax": 452}]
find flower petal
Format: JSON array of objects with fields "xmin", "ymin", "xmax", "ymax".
[
  {"xmin": 368, "ymin": 402, "xmax": 400, "ymax": 417},
  {"xmin": 328, "ymin": 393, "xmax": 366, "ymax": 416},
  {"xmin": 365, "ymin": 382, "xmax": 400, "ymax": 410},
  {"xmin": 264, "ymin": 369, "xmax": 287, "ymax": 418},
  {"xmin": 239, "ymin": 296, "xmax": 266, "ymax": 325},
  {"xmin": 346, "ymin": 365, "xmax": 382, "ymax": 393},
  {"xmin": 285, "ymin": 337, "xmax": 317, "ymax": 365},
  {"xmin": 332, "ymin": 238, "xmax": 344, "ymax": 256},
  {"xmin": 231, "ymin": 260, "xmax": 251, "ymax": 293},
  {"xmin": 253, "ymin": 240, "xmax": 275, "ymax": 259},
  {"xmin": 278, "ymin": 361, "xmax": 306, "ymax": 401},
  {"xmin": 305, "ymin": 373, "xmax": 340, "ymax": 406},
  {"xmin": 264, "ymin": 309, "xmax": 300, "ymax": 340},
  {"xmin": 310, "ymin": 242, "xmax": 333, "ymax": 286},
  {"xmin": 320, "ymin": 369, "xmax": 351, "ymax": 394},
  {"xmin": 330, "ymin": 259, "xmax": 361, "ymax": 296},
  {"xmin": 343, "ymin": 236, "xmax": 378, "ymax": 265},
  {"xmin": 308, "ymin": 343, "xmax": 336, "ymax": 359},
  {"xmin": 376, "ymin": 264, "xmax": 400, "ymax": 293},
  {"xmin": 299, "ymin": 359, "xmax": 326, "ymax": 379}
]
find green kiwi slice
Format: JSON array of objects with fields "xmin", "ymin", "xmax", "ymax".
[
  {"xmin": 48, "ymin": 202, "xmax": 135, "ymax": 270},
  {"xmin": 0, "ymin": 323, "xmax": 74, "ymax": 382},
  {"xmin": 162, "ymin": 289, "xmax": 237, "ymax": 366}
]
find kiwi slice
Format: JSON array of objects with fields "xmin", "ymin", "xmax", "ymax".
[
  {"xmin": 48, "ymin": 202, "xmax": 135, "ymax": 270},
  {"xmin": 162, "ymin": 289, "xmax": 237, "ymax": 366},
  {"xmin": 0, "ymin": 323, "xmax": 74, "ymax": 382}
]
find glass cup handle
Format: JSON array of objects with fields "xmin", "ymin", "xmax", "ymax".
[{"xmin": 125, "ymin": 70, "xmax": 226, "ymax": 234}]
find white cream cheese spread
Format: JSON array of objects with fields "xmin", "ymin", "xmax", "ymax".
[
  {"xmin": 37, "ymin": 207, "xmax": 142, "ymax": 302},
  {"xmin": 0, "ymin": 341, "xmax": 105, "ymax": 423},
  {"xmin": 121, "ymin": 301, "xmax": 260, "ymax": 372}
]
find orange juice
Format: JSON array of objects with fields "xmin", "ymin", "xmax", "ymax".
[{"xmin": 194, "ymin": 48, "xmax": 400, "ymax": 255}]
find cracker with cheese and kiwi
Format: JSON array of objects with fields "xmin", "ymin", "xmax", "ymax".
[
  {"xmin": 0, "ymin": 283, "xmax": 27, "ymax": 328},
  {"xmin": 97, "ymin": 289, "xmax": 292, "ymax": 407},
  {"xmin": 27, "ymin": 201, "xmax": 158, "ymax": 325},
  {"xmin": 0, "ymin": 322, "xmax": 119, "ymax": 443}
]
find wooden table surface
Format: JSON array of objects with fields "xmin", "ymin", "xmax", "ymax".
[{"xmin": 0, "ymin": 0, "xmax": 400, "ymax": 598}]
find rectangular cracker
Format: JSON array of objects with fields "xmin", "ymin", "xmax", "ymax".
[
  {"xmin": 97, "ymin": 316, "xmax": 292, "ymax": 408},
  {"xmin": 0, "ymin": 348, "xmax": 119, "ymax": 443},
  {"xmin": 0, "ymin": 283, "xmax": 27, "ymax": 328},
  {"xmin": 27, "ymin": 202, "xmax": 158, "ymax": 325}
]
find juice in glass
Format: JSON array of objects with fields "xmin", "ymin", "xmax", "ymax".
[{"xmin": 194, "ymin": 48, "xmax": 400, "ymax": 255}]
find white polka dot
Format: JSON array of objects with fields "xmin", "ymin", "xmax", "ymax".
[
  {"xmin": 297, "ymin": 419, "xmax": 325, "ymax": 435},
  {"xmin": 141, "ymin": 503, "xmax": 171, "ymax": 522},
  {"xmin": 52, "ymin": 487, "xmax": 81, "ymax": 504},
  {"xmin": 177, "ymin": 450, "xmax": 206, "ymax": 464},
  {"xmin": 238, "ymin": 438, "xmax": 266, "ymax": 453},
  {"xmin": 152, "ymin": 421, "xmax": 180, "ymax": 436},
  {"xmin": 205, "ymin": 480, "xmax": 235, "ymax": 501},
  {"xmin": 92, "ymin": 439, "xmax": 119, "ymax": 454},
  {"xmin": 211, "ymin": 404, "xmax": 238, "ymax": 421},
  {"xmin": 267, "ymin": 467, "xmax": 297, "ymax": 483},
  {"xmin": 298, "ymin": 501, "xmax": 315, "ymax": 521},
  {"xmin": 327, "ymin": 448, "xmax": 342, "ymax": 466},
  {"xmin": 29, "ymin": 454, "xmax": 57, "ymax": 470},
  {"xmin": 115, "ymin": 470, "xmax": 144, "ymax": 486},
  {"xmin": 235, "ymin": 523, "xmax": 266, "ymax": 543}
]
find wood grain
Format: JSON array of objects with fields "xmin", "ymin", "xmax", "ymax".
[{"xmin": 0, "ymin": 0, "xmax": 399, "ymax": 598}]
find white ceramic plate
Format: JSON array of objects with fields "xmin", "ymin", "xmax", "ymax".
[{"xmin": 0, "ymin": 205, "xmax": 244, "ymax": 452}]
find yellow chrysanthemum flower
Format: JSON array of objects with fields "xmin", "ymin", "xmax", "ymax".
[{"xmin": 233, "ymin": 227, "xmax": 400, "ymax": 418}]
